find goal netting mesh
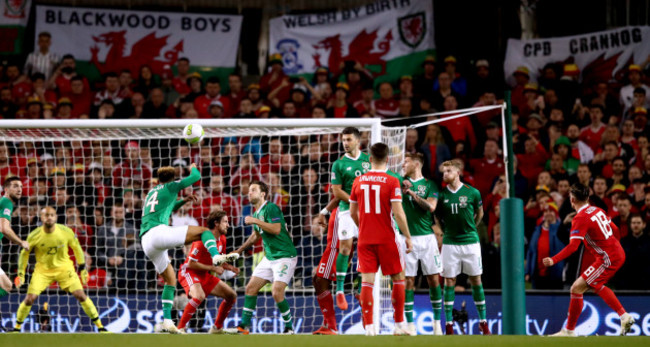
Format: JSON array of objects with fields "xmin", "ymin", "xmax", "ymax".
[{"xmin": 0, "ymin": 119, "xmax": 405, "ymax": 334}]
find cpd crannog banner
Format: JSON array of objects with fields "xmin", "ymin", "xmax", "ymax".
[
  {"xmin": 268, "ymin": 0, "xmax": 434, "ymax": 82},
  {"xmin": 35, "ymin": 5, "xmax": 242, "ymax": 80},
  {"xmin": 504, "ymin": 26, "xmax": 650, "ymax": 87},
  {"xmin": 2, "ymin": 293, "xmax": 650, "ymax": 335}
]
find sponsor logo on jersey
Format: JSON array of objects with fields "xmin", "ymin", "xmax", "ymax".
[
  {"xmin": 395, "ymin": 188, "xmax": 402, "ymax": 197},
  {"xmin": 459, "ymin": 196, "xmax": 468, "ymax": 208},
  {"xmin": 571, "ymin": 230, "xmax": 580, "ymax": 235},
  {"xmin": 417, "ymin": 185, "xmax": 426, "ymax": 196},
  {"xmin": 347, "ymin": 167, "xmax": 352, "ymax": 171},
  {"xmin": 362, "ymin": 162, "xmax": 370, "ymax": 170},
  {"xmin": 3, "ymin": 208, "xmax": 9, "ymax": 216}
]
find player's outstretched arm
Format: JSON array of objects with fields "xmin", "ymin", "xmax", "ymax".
[
  {"xmin": 544, "ymin": 238, "xmax": 581, "ymax": 267},
  {"xmin": 244, "ymin": 216, "xmax": 281, "ymax": 235},
  {"xmin": 0, "ymin": 218, "xmax": 29, "ymax": 250},
  {"xmin": 172, "ymin": 193, "xmax": 199, "ymax": 212},
  {"xmin": 234, "ymin": 232, "xmax": 260, "ymax": 254},
  {"xmin": 177, "ymin": 164, "xmax": 201, "ymax": 190}
]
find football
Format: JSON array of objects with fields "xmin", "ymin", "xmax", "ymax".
[{"xmin": 183, "ymin": 123, "xmax": 204, "ymax": 144}]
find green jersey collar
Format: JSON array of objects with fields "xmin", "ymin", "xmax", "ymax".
[{"xmin": 344, "ymin": 152, "xmax": 362, "ymax": 161}]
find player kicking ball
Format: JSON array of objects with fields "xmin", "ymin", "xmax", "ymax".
[
  {"xmin": 140, "ymin": 164, "xmax": 238, "ymax": 334},
  {"xmin": 177, "ymin": 210, "xmax": 239, "ymax": 333},
  {"xmin": 436, "ymin": 160, "xmax": 490, "ymax": 335},
  {"xmin": 544, "ymin": 183, "xmax": 634, "ymax": 336},
  {"xmin": 349, "ymin": 142, "xmax": 413, "ymax": 336},
  {"xmin": 13, "ymin": 207, "xmax": 107, "ymax": 332},
  {"xmin": 228, "ymin": 180, "xmax": 298, "ymax": 335},
  {"xmin": 400, "ymin": 153, "xmax": 443, "ymax": 335}
]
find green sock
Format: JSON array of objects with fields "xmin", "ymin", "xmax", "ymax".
[
  {"xmin": 201, "ymin": 231, "xmax": 220, "ymax": 257},
  {"xmin": 277, "ymin": 299, "xmax": 293, "ymax": 329},
  {"xmin": 472, "ymin": 284, "xmax": 487, "ymax": 321},
  {"xmin": 405, "ymin": 289, "xmax": 415, "ymax": 323},
  {"xmin": 430, "ymin": 285, "xmax": 442, "ymax": 321},
  {"xmin": 0, "ymin": 288, "xmax": 7, "ymax": 298},
  {"xmin": 241, "ymin": 295, "xmax": 257, "ymax": 328},
  {"xmin": 335, "ymin": 254, "xmax": 349, "ymax": 293},
  {"xmin": 444, "ymin": 285, "xmax": 455, "ymax": 323},
  {"xmin": 162, "ymin": 285, "xmax": 175, "ymax": 320}
]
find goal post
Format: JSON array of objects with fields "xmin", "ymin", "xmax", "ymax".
[{"xmin": 0, "ymin": 118, "xmax": 404, "ymax": 334}]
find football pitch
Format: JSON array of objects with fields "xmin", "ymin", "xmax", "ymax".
[{"xmin": 2, "ymin": 334, "xmax": 648, "ymax": 347}]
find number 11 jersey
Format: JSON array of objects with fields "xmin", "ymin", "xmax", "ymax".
[
  {"xmin": 570, "ymin": 204, "xmax": 625, "ymax": 262},
  {"xmin": 436, "ymin": 183, "xmax": 482, "ymax": 245}
]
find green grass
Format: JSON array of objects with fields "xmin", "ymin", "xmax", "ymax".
[{"xmin": 1, "ymin": 334, "xmax": 649, "ymax": 347}]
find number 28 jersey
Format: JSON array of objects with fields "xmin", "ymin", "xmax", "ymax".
[
  {"xmin": 570, "ymin": 205, "xmax": 625, "ymax": 261},
  {"xmin": 349, "ymin": 170, "xmax": 402, "ymax": 245}
]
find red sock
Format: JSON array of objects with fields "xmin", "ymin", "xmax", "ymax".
[
  {"xmin": 596, "ymin": 286, "xmax": 626, "ymax": 316},
  {"xmin": 317, "ymin": 290, "xmax": 337, "ymax": 329},
  {"xmin": 178, "ymin": 298, "xmax": 202, "ymax": 329},
  {"xmin": 566, "ymin": 293, "xmax": 583, "ymax": 331},
  {"xmin": 392, "ymin": 280, "xmax": 406, "ymax": 324},
  {"xmin": 214, "ymin": 298, "xmax": 235, "ymax": 329},
  {"xmin": 360, "ymin": 282, "xmax": 374, "ymax": 326}
]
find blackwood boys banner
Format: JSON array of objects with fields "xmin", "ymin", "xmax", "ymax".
[
  {"xmin": 35, "ymin": 5, "xmax": 242, "ymax": 80},
  {"xmin": 269, "ymin": 0, "xmax": 435, "ymax": 82},
  {"xmin": 504, "ymin": 26, "xmax": 650, "ymax": 86}
]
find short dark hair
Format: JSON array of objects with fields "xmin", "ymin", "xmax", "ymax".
[
  {"xmin": 370, "ymin": 142, "xmax": 389, "ymax": 162},
  {"xmin": 178, "ymin": 57, "xmax": 190, "ymax": 64},
  {"xmin": 30, "ymin": 73, "xmax": 46, "ymax": 82},
  {"xmin": 249, "ymin": 180, "xmax": 269, "ymax": 199},
  {"xmin": 617, "ymin": 194, "xmax": 632, "ymax": 203},
  {"xmin": 633, "ymin": 87, "xmax": 646, "ymax": 95},
  {"xmin": 104, "ymin": 72, "xmax": 118, "ymax": 80},
  {"xmin": 589, "ymin": 104, "xmax": 605, "ymax": 114},
  {"xmin": 206, "ymin": 209, "xmax": 227, "ymax": 229},
  {"xmin": 206, "ymin": 76, "xmax": 220, "ymax": 85},
  {"xmin": 62, "ymin": 54, "xmax": 75, "ymax": 61},
  {"xmin": 629, "ymin": 213, "xmax": 645, "ymax": 222},
  {"xmin": 38, "ymin": 31, "xmax": 51, "ymax": 39},
  {"xmin": 570, "ymin": 183, "xmax": 590, "ymax": 202},
  {"xmin": 341, "ymin": 127, "xmax": 361, "ymax": 139},
  {"xmin": 70, "ymin": 75, "xmax": 84, "ymax": 83},
  {"xmin": 405, "ymin": 152, "xmax": 424, "ymax": 165},
  {"xmin": 157, "ymin": 166, "xmax": 176, "ymax": 184},
  {"xmin": 3, "ymin": 176, "xmax": 21, "ymax": 188}
]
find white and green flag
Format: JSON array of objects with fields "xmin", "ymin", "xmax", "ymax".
[
  {"xmin": 0, "ymin": 0, "xmax": 31, "ymax": 54},
  {"xmin": 269, "ymin": 0, "xmax": 434, "ymax": 83},
  {"xmin": 35, "ymin": 5, "xmax": 242, "ymax": 82}
]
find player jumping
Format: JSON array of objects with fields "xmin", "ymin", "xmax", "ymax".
[
  {"xmin": 436, "ymin": 160, "xmax": 490, "ymax": 335},
  {"xmin": 349, "ymin": 142, "xmax": 413, "ymax": 336},
  {"xmin": 400, "ymin": 153, "xmax": 443, "ymax": 335},
  {"xmin": 140, "ymin": 164, "xmax": 237, "ymax": 334},
  {"xmin": 0, "ymin": 177, "xmax": 30, "ymax": 299},
  {"xmin": 177, "ymin": 209, "xmax": 240, "ymax": 333},
  {"xmin": 331, "ymin": 127, "xmax": 370, "ymax": 310},
  {"xmin": 13, "ymin": 207, "xmax": 107, "ymax": 332},
  {"xmin": 544, "ymin": 183, "xmax": 634, "ymax": 336},
  {"xmin": 229, "ymin": 180, "xmax": 298, "ymax": 335}
]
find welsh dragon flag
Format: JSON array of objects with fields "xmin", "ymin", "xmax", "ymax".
[
  {"xmin": 269, "ymin": 0, "xmax": 435, "ymax": 83},
  {"xmin": 0, "ymin": 0, "xmax": 31, "ymax": 54}
]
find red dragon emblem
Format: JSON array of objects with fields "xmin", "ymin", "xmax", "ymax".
[
  {"xmin": 90, "ymin": 30, "xmax": 184, "ymax": 78},
  {"xmin": 312, "ymin": 29, "xmax": 393, "ymax": 76}
]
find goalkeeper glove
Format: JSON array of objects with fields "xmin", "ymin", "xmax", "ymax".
[
  {"xmin": 15, "ymin": 272, "xmax": 25, "ymax": 288},
  {"xmin": 78, "ymin": 264, "xmax": 89, "ymax": 285}
]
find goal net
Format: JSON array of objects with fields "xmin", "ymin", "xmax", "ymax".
[{"xmin": 0, "ymin": 118, "xmax": 405, "ymax": 334}]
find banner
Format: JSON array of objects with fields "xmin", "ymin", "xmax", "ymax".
[
  {"xmin": 0, "ymin": 0, "xmax": 31, "ymax": 54},
  {"xmin": 35, "ymin": 5, "xmax": 242, "ymax": 81},
  {"xmin": 2, "ymin": 292, "xmax": 649, "ymax": 335},
  {"xmin": 269, "ymin": 0, "xmax": 434, "ymax": 83},
  {"xmin": 504, "ymin": 26, "xmax": 650, "ymax": 87}
]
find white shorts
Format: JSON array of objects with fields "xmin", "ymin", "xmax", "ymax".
[
  {"xmin": 441, "ymin": 243, "xmax": 483, "ymax": 277},
  {"xmin": 400, "ymin": 234, "xmax": 441, "ymax": 277},
  {"xmin": 336, "ymin": 210, "xmax": 358, "ymax": 241},
  {"xmin": 141, "ymin": 225, "xmax": 188, "ymax": 274},
  {"xmin": 252, "ymin": 256, "xmax": 297, "ymax": 285}
]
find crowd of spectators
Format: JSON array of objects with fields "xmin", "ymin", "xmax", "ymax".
[{"xmin": 1, "ymin": 31, "xmax": 650, "ymax": 292}]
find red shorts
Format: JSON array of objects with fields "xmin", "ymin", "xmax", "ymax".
[
  {"xmin": 581, "ymin": 255, "xmax": 624, "ymax": 291},
  {"xmin": 316, "ymin": 246, "xmax": 339, "ymax": 281},
  {"xmin": 357, "ymin": 241, "xmax": 404, "ymax": 276},
  {"xmin": 179, "ymin": 269, "xmax": 221, "ymax": 295}
]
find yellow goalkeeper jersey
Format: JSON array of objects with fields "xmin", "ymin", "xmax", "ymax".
[{"xmin": 19, "ymin": 224, "xmax": 84, "ymax": 272}]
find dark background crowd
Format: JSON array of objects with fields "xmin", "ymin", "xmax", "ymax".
[{"xmin": 1, "ymin": 1, "xmax": 650, "ymax": 293}]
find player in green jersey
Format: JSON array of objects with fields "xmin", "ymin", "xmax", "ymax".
[
  {"xmin": 0, "ymin": 177, "xmax": 30, "ymax": 299},
  {"xmin": 435, "ymin": 160, "xmax": 490, "ymax": 335},
  {"xmin": 140, "ymin": 164, "xmax": 237, "ymax": 334},
  {"xmin": 229, "ymin": 180, "xmax": 298, "ymax": 335},
  {"xmin": 400, "ymin": 153, "xmax": 443, "ymax": 336},
  {"xmin": 329, "ymin": 127, "xmax": 370, "ymax": 310}
]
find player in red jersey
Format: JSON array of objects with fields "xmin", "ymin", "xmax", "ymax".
[
  {"xmin": 349, "ymin": 142, "xmax": 413, "ymax": 336},
  {"xmin": 543, "ymin": 183, "xmax": 635, "ymax": 336},
  {"xmin": 312, "ymin": 203, "xmax": 341, "ymax": 335},
  {"xmin": 177, "ymin": 210, "xmax": 240, "ymax": 333}
]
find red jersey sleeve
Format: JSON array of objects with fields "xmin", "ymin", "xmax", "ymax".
[
  {"xmin": 187, "ymin": 241, "xmax": 203, "ymax": 262},
  {"xmin": 569, "ymin": 215, "xmax": 588, "ymax": 241},
  {"xmin": 349, "ymin": 177, "xmax": 360, "ymax": 204},
  {"xmin": 389, "ymin": 177, "xmax": 402, "ymax": 202}
]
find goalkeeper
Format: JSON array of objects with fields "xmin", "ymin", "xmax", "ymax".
[{"xmin": 13, "ymin": 206, "xmax": 107, "ymax": 332}]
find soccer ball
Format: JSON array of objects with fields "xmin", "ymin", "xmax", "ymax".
[{"xmin": 183, "ymin": 123, "xmax": 204, "ymax": 144}]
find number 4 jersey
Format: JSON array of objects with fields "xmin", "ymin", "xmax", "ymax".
[
  {"xmin": 569, "ymin": 205, "xmax": 625, "ymax": 262},
  {"xmin": 349, "ymin": 169, "xmax": 402, "ymax": 246}
]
